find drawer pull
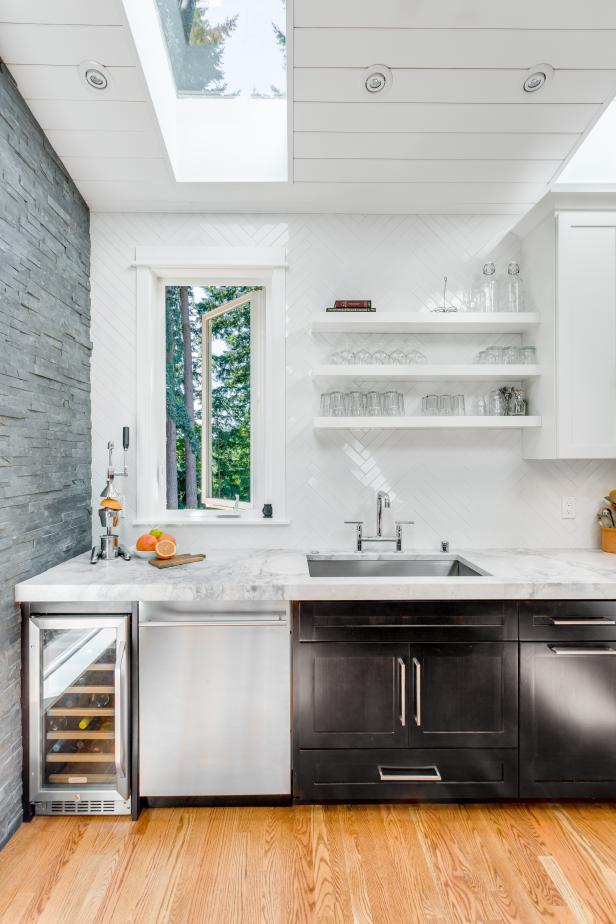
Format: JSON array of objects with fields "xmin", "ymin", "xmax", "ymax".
[
  {"xmin": 379, "ymin": 765, "xmax": 441, "ymax": 782},
  {"xmin": 397, "ymin": 657, "xmax": 406, "ymax": 727},
  {"xmin": 551, "ymin": 618, "xmax": 616, "ymax": 626},
  {"xmin": 413, "ymin": 657, "xmax": 421, "ymax": 727},
  {"xmin": 549, "ymin": 646, "xmax": 616, "ymax": 656}
]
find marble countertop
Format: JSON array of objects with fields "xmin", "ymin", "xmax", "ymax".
[{"xmin": 14, "ymin": 547, "xmax": 616, "ymax": 603}]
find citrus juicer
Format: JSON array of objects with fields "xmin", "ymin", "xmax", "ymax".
[{"xmin": 90, "ymin": 427, "xmax": 132, "ymax": 563}]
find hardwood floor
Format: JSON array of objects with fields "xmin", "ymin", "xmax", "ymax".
[{"xmin": 1, "ymin": 804, "xmax": 616, "ymax": 923}]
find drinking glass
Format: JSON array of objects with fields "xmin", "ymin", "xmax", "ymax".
[
  {"xmin": 475, "ymin": 350, "xmax": 489, "ymax": 364},
  {"xmin": 485, "ymin": 346, "xmax": 504, "ymax": 364},
  {"xmin": 503, "ymin": 346, "xmax": 519, "ymax": 365},
  {"xmin": 347, "ymin": 391, "xmax": 365, "ymax": 416},
  {"xmin": 438, "ymin": 394, "xmax": 453, "ymax": 416},
  {"xmin": 452, "ymin": 394, "xmax": 466, "ymax": 416},
  {"xmin": 423, "ymin": 394, "xmax": 438, "ymax": 416},
  {"xmin": 408, "ymin": 350, "xmax": 426, "ymax": 363},
  {"xmin": 474, "ymin": 396, "xmax": 487, "ymax": 416},
  {"xmin": 355, "ymin": 348, "xmax": 372, "ymax": 365},
  {"xmin": 320, "ymin": 393, "xmax": 331, "ymax": 416},
  {"xmin": 487, "ymin": 388, "xmax": 507, "ymax": 416},
  {"xmin": 365, "ymin": 391, "xmax": 382, "ymax": 416},
  {"xmin": 389, "ymin": 349, "xmax": 407, "ymax": 365},
  {"xmin": 329, "ymin": 391, "xmax": 346, "ymax": 416},
  {"xmin": 519, "ymin": 346, "xmax": 537, "ymax": 364},
  {"xmin": 383, "ymin": 391, "xmax": 404, "ymax": 416},
  {"xmin": 372, "ymin": 350, "xmax": 390, "ymax": 365}
]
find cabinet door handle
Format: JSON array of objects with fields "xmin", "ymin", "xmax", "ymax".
[
  {"xmin": 397, "ymin": 657, "xmax": 406, "ymax": 727},
  {"xmin": 549, "ymin": 646, "xmax": 616, "ymax": 655},
  {"xmin": 551, "ymin": 618, "xmax": 616, "ymax": 625},
  {"xmin": 379, "ymin": 765, "xmax": 441, "ymax": 782},
  {"xmin": 413, "ymin": 657, "xmax": 421, "ymax": 727}
]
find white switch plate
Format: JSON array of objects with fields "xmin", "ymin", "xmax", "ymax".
[{"xmin": 561, "ymin": 496, "xmax": 576, "ymax": 519}]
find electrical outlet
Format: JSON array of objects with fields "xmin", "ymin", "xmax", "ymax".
[{"xmin": 561, "ymin": 496, "xmax": 576, "ymax": 519}]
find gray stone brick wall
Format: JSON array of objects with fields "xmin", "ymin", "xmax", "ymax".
[{"xmin": 0, "ymin": 62, "xmax": 91, "ymax": 847}]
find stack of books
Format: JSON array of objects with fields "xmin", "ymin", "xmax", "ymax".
[{"xmin": 325, "ymin": 300, "xmax": 374, "ymax": 313}]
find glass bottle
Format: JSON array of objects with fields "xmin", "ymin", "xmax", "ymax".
[
  {"xmin": 480, "ymin": 263, "xmax": 497, "ymax": 312},
  {"xmin": 503, "ymin": 262, "xmax": 525, "ymax": 312}
]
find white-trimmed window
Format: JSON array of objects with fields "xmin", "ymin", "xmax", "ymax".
[{"xmin": 135, "ymin": 247, "xmax": 286, "ymax": 524}]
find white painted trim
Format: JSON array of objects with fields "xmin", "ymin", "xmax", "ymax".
[
  {"xmin": 134, "ymin": 247, "xmax": 287, "ymax": 524},
  {"xmin": 133, "ymin": 517, "xmax": 291, "ymax": 527}
]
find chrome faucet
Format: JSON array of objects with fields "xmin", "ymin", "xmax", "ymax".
[
  {"xmin": 376, "ymin": 490, "xmax": 390, "ymax": 537},
  {"xmin": 345, "ymin": 492, "xmax": 414, "ymax": 552}
]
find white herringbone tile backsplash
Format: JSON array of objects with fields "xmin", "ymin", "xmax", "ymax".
[{"xmin": 91, "ymin": 212, "xmax": 616, "ymax": 551}]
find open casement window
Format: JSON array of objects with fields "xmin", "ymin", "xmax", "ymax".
[
  {"xmin": 134, "ymin": 246, "xmax": 286, "ymax": 525},
  {"xmin": 200, "ymin": 289, "xmax": 264, "ymax": 510}
]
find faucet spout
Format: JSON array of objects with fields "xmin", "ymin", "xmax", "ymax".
[{"xmin": 376, "ymin": 490, "xmax": 391, "ymax": 537}]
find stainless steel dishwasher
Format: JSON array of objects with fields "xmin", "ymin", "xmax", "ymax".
[{"xmin": 138, "ymin": 601, "xmax": 290, "ymax": 796}]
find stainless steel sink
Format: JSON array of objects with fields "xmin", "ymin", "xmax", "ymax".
[{"xmin": 307, "ymin": 555, "xmax": 485, "ymax": 578}]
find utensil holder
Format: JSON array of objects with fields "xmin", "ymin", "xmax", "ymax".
[{"xmin": 601, "ymin": 527, "xmax": 616, "ymax": 553}]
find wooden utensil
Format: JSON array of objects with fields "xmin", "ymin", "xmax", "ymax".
[{"xmin": 149, "ymin": 554, "xmax": 206, "ymax": 569}]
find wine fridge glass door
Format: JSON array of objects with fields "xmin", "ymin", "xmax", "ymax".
[{"xmin": 28, "ymin": 615, "xmax": 130, "ymax": 803}]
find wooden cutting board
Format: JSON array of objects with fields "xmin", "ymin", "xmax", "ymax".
[{"xmin": 148, "ymin": 553, "xmax": 206, "ymax": 569}]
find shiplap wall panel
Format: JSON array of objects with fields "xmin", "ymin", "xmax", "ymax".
[
  {"xmin": 8, "ymin": 64, "xmax": 147, "ymax": 102},
  {"xmin": 91, "ymin": 211, "xmax": 616, "ymax": 558},
  {"xmin": 25, "ymin": 99, "xmax": 155, "ymax": 132},
  {"xmin": 46, "ymin": 130, "xmax": 163, "ymax": 159},
  {"xmin": 293, "ymin": 159, "xmax": 560, "ymax": 185},
  {"xmin": 294, "ymin": 28, "xmax": 616, "ymax": 70},
  {"xmin": 0, "ymin": 0, "xmax": 124, "ymax": 24},
  {"xmin": 294, "ymin": 102, "xmax": 597, "ymax": 135},
  {"xmin": 293, "ymin": 132, "xmax": 579, "ymax": 161},
  {"xmin": 0, "ymin": 24, "xmax": 133, "ymax": 66},
  {"xmin": 293, "ymin": 68, "xmax": 616, "ymax": 106},
  {"xmin": 294, "ymin": 0, "xmax": 616, "ymax": 29}
]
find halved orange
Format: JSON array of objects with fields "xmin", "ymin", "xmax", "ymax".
[
  {"xmin": 155, "ymin": 539, "xmax": 177, "ymax": 560},
  {"xmin": 100, "ymin": 497, "xmax": 122, "ymax": 511}
]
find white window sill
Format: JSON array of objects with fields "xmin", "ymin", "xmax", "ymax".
[{"xmin": 132, "ymin": 517, "xmax": 291, "ymax": 527}]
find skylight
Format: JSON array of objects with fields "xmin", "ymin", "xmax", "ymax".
[
  {"xmin": 155, "ymin": 0, "xmax": 286, "ymax": 98},
  {"xmin": 124, "ymin": 0, "xmax": 288, "ymax": 182},
  {"xmin": 556, "ymin": 99, "xmax": 616, "ymax": 185}
]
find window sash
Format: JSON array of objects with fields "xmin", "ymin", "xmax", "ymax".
[{"xmin": 200, "ymin": 290, "xmax": 259, "ymax": 508}]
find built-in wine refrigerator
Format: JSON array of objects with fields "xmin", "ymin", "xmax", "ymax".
[{"xmin": 26, "ymin": 607, "xmax": 131, "ymax": 815}]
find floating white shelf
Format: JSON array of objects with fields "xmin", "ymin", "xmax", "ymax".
[
  {"xmin": 314, "ymin": 416, "xmax": 542, "ymax": 430},
  {"xmin": 310, "ymin": 311, "xmax": 541, "ymax": 334},
  {"xmin": 312, "ymin": 364, "xmax": 542, "ymax": 383}
]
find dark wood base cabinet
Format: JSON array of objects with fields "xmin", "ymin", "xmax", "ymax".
[
  {"xmin": 292, "ymin": 600, "xmax": 616, "ymax": 803},
  {"xmin": 294, "ymin": 749, "xmax": 518, "ymax": 803}
]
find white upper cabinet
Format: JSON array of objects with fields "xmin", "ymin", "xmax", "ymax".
[{"xmin": 522, "ymin": 210, "xmax": 616, "ymax": 459}]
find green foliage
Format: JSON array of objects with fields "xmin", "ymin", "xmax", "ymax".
[{"xmin": 165, "ymin": 284, "xmax": 255, "ymax": 509}]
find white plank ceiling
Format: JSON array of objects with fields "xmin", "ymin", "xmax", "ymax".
[{"xmin": 1, "ymin": 0, "xmax": 616, "ymax": 213}]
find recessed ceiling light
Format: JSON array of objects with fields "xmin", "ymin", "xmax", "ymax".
[
  {"xmin": 363, "ymin": 64, "xmax": 393, "ymax": 96},
  {"xmin": 78, "ymin": 60, "xmax": 110, "ymax": 93},
  {"xmin": 523, "ymin": 63, "xmax": 554, "ymax": 94}
]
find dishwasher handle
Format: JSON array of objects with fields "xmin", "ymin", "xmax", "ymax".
[{"xmin": 140, "ymin": 615, "xmax": 288, "ymax": 628}]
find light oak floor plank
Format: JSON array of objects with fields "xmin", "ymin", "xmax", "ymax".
[{"xmin": 1, "ymin": 804, "xmax": 616, "ymax": 923}]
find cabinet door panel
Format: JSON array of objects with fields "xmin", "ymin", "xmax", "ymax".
[
  {"xmin": 409, "ymin": 643, "xmax": 518, "ymax": 748},
  {"xmin": 295, "ymin": 643, "xmax": 408, "ymax": 748},
  {"xmin": 520, "ymin": 642, "xmax": 616, "ymax": 797},
  {"xmin": 558, "ymin": 213, "xmax": 616, "ymax": 458}
]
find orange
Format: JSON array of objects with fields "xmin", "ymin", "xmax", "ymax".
[
  {"xmin": 100, "ymin": 498, "xmax": 122, "ymax": 511},
  {"xmin": 158, "ymin": 532, "xmax": 176, "ymax": 544},
  {"xmin": 155, "ymin": 539, "xmax": 177, "ymax": 560},
  {"xmin": 136, "ymin": 533, "xmax": 157, "ymax": 552}
]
